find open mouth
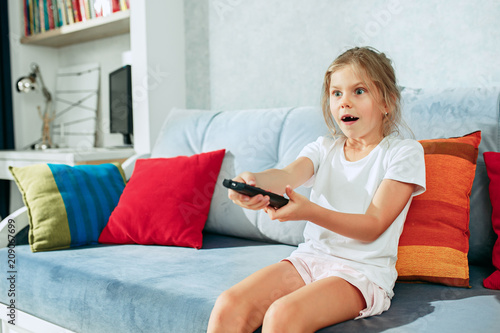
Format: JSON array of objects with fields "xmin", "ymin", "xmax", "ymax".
[{"xmin": 341, "ymin": 115, "xmax": 359, "ymax": 122}]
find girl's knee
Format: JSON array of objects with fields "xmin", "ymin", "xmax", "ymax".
[
  {"xmin": 208, "ymin": 290, "xmax": 260, "ymax": 333},
  {"xmin": 263, "ymin": 298, "xmax": 304, "ymax": 333},
  {"xmin": 210, "ymin": 290, "xmax": 240, "ymax": 323}
]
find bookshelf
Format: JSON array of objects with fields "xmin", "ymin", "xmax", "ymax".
[{"xmin": 21, "ymin": 9, "xmax": 130, "ymax": 48}]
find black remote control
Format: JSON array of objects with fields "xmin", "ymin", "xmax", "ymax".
[{"xmin": 222, "ymin": 179, "xmax": 289, "ymax": 209}]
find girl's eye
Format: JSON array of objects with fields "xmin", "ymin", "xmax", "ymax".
[
  {"xmin": 332, "ymin": 90, "xmax": 342, "ymax": 97},
  {"xmin": 355, "ymin": 88, "xmax": 366, "ymax": 95}
]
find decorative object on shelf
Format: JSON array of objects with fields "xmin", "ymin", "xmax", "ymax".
[
  {"xmin": 52, "ymin": 63, "xmax": 100, "ymax": 149},
  {"xmin": 15, "ymin": 62, "xmax": 54, "ymax": 150}
]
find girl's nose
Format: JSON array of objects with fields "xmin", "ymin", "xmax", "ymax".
[{"xmin": 340, "ymin": 97, "xmax": 351, "ymax": 109}]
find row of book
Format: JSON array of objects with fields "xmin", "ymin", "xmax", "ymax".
[{"xmin": 24, "ymin": 0, "xmax": 130, "ymax": 37}]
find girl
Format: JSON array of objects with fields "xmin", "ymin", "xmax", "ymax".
[{"xmin": 207, "ymin": 47, "xmax": 426, "ymax": 333}]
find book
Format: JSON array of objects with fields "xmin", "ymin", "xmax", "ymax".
[
  {"xmin": 47, "ymin": 0, "xmax": 55, "ymax": 30},
  {"xmin": 94, "ymin": 0, "xmax": 112, "ymax": 17},
  {"xmin": 51, "ymin": 0, "xmax": 60, "ymax": 27},
  {"xmin": 35, "ymin": 0, "xmax": 41, "ymax": 33},
  {"xmin": 65, "ymin": 0, "xmax": 74, "ymax": 24},
  {"xmin": 23, "ymin": 0, "xmax": 30, "ymax": 36},
  {"xmin": 88, "ymin": 0, "xmax": 96, "ymax": 19},
  {"xmin": 119, "ymin": 0, "xmax": 127, "ymax": 11},
  {"xmin": 111, "ymin": 0, "xmax": 120, "ymax": 13},
  {"xmin": 29, "ymin": 0, "xmax": 35, "ymax": 34},
  {"xmin": 94, "ymin": 0, "xmax": 102, "ymax": 17},
  {"xmin": 39, "ymin": 0, "xmax": 46, "ymax": 32},
  {"xmin": 58, "ymin": 0, "xmax": 67, "ymax": 26},
  {"xmin": 43, "ymin": 0, "xmax": 50, "ymax": 30},
  {"xmin": 79, "ymin": 0, "xmax": 87, "ymax": 21},
  {"xmin": 84, "ymin": 0, "xmax": 92, "ymax": 20},
  {"xmin": 72, "ymin": 0, "xmax": 81, "ymax": 22}
]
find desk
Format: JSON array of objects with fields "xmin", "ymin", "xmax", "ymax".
[{"xmin": 0, "ymin": 148, "xmax": 135, "ymax": 180}]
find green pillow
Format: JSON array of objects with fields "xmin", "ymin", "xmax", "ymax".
[{"xmin": 9, "ymin": 163, "xmax": 126, "ymax": 252}]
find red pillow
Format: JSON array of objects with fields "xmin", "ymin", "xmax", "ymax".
[
  {"xmin": 98, "ymin": 149, "xmax": 225, "ymax": 249},
  {"xmin": 484, "ymin": 152, "xmax": 500, "ymax": 289}
]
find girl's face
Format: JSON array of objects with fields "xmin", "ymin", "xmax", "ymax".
[{"xmin": 329, "ymin": 66, "xmax": 386, "ymax": 143}]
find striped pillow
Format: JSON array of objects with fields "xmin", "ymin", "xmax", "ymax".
[
  {"xmin": 396, "ymin": 131, "xmax": 481, "ymax": 287},
  {"xmin": 9, "ymin": 163, "xmax": 126, "ymax": 252}
]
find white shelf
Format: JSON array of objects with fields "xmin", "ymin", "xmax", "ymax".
[{"xmin": 20, "ymin": 10, "xmax": 130, "ymax": 48}]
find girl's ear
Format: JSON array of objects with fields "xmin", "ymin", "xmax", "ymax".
[
  {"xmin": 380, "ymin": 102, "xmax": 390, "ymax": 116},
  {"xmin": 384, "ymin": 103, "xmax": 390, "ymax": 115},
  {"xmin": 384, "ymin": 94, "xmax": 397, "ymax": 114}
]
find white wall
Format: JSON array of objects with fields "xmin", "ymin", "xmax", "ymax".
[
  {"xmin": 130, "ymin": 0, "xmax": 186, "ymax": 154},
  {"xmin": 186, "ymin": 0, "xmax": 500, "ymax": 110}
]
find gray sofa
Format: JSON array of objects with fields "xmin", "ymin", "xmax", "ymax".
[{"xmin": 1, "ymin": 87, "xmax": 499, "ymax": 332}]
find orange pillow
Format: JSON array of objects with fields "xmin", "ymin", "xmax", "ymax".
[{"xmin": 396, "ymin": 131, "xmax": 481, "ymax": 287}]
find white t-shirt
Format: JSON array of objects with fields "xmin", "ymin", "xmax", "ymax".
[{"xmin": 293, "ymin": 135, "xmax": 426, "ymax": 298}]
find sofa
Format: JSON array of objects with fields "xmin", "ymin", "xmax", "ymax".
[{"xmin": 1, "ymin": 87, "xmax": 500, "ymax": 333}]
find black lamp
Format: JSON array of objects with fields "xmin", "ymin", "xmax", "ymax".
[{"xmin": 15, "ymin": 63, "xmax": 54, "ymax": 149}]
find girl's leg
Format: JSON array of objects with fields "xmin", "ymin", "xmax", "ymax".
[
  {"xmin": 207, "ymin": 261, "xmax": 305, "ymax": 333},
  {"xmin": 262, "ymin": 276, "xmax": 366, "ymax": 333}
]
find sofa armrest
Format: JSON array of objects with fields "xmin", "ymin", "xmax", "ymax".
[
  {"xmin": 122, "ymin": 153, "xmax": 150, "ymax": 180},
  {"xmin": 0, "ymin": 207, "xmax": 29, "ymax": 248}
]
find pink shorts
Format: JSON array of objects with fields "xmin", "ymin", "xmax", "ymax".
[{"xmin": 283, "ymin": 253, "xmax": 391, "ymax": 319}]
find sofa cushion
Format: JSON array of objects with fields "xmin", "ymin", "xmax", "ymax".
[
  {"xmin": 396, "ymin": 132, "xmax": 481, "ymax": 287},
  {"xmin": 150, "ymin": 107, "xmax": 329, "ymax": 245},
  {"xmin": 98, "ymin": 149, "xmax": 225, "ymax": 249},
  {"xmin": 483, "ymin": 152, "xmax": 500, "ymax": 289},
  {"xmin": 0, "ymin": 235, "xmax": 296, "ymax": 333},
  {"xmin": 9, "ymin": 163, "xmax": 126, "ymax": 252},
  {"xmin": 401, "ymin": 87, "xmax": 500, "ymax": 265}
]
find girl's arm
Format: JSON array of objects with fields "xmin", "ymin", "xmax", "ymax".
[
  {"xmin": 229, "ymin": 157, "xmax": 314, "ymax": 210},
  {"xmin": 266, "ymin": 178, "xmax": 415, "ymax": 243}
]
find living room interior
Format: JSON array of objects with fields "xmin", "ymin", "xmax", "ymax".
[
  {"xmin": 3, "ymin": 0, "xmax": 499, "ymax": 216},
  {"xmin": 0, "ymin": 1, "xmax": 499, "ymax": 332}
]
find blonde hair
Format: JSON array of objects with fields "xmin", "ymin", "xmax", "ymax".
[{"xmin": 321, "ymin": 46, "xmax": 407, "ymax": 138}]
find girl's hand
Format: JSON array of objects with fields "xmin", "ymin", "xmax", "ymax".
[
  {"xmin": 265, "ymin": 186, "xmax": 311, "ymax": 222},
  {"xmin": 228, "ymin": 172, "xmax": 270, "ymax": 210}
]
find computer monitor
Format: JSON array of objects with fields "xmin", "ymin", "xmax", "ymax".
[{"xmin": 109, "ymin": 65, "xmax": 133, "ymax": 145}]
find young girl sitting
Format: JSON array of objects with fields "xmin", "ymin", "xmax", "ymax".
[{"xmin": 207, "ymin": 46, "xmax": 426, "ymax": 333}]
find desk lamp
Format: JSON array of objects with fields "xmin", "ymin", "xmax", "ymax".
[{"xmin": 15, "ymin": 63, "xmax": 54, "ymax": 149}]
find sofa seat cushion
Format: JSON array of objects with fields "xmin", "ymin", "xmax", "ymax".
[
  {"xmin": 0, "ymin": 234, "xmax": 295, "ymax": 333},
  {"xmin": 332, "ymin": 264, "xmax": 500, "ymax": 333},
  {"xmin": 1, "ymin": 235, "xmax": 499, "ymax": 333}
]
